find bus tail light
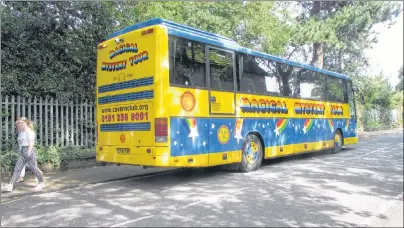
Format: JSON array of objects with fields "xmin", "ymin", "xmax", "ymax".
[{"xmin": 155, "ymin": 118, "xmax": 168, "ymax": 143}]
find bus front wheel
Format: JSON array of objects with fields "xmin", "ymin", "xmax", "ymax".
[{"xmin": 239, "ymin": 134, "xmax": 263, "ymax": 172}]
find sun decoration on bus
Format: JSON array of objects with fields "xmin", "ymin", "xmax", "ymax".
[
  {"xmin": 239, "ymin": 97, "xmax": 288, "ymax": 114},
  {"xmin": 330, "ymin": 105, "xmax": 344, "ymax": 115},
  {"xmin": 217, "ymin": 125, "xmax": 230, "ymax": 145},
  {"xmin": 294, "ymin": 102, "xmax": 325, "ymax": 115},
  {"xmin": 120, "ymin": 134, "xmax": 126, "ymax": 143},
  {"xmin": 181, "ymin": 91, "xmax": 196, "ymax": 112}
]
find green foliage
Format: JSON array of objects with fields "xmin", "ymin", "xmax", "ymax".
[
  {"xmin": 288, "ymin": 1, "xmax": 401, "ymax": 73},
  {"xmin": 354, "ymin": 72, "xmax": 395, "ymax": 109},
  {"xmin": 1, "ymin": 144, "xmax": 95, "ymax": 172},
  {"xmin": 1, "ymin": 2, "xmax": 121, "ymax": 102},
  {"xmin": 59, "ymin": 146, "xmax": 84, "ymax": 168},
  {"xmin": 1, "ymin": 150, "xmax": 18, "ymax": 172},
  {"xmin": 36, "ymin": 145, "xmax": 61, "ymax": 168},
  {"xmin": 396, "ymin": 66, "xmax": 403, "ymax": 91},
  {"xmin": 1, "ymin": 2, "xmax": 291, "ymax": 101}
]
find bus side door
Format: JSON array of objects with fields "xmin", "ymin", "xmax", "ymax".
[
  {"xmin": 206, "ymin": 47, "xmax": 236, "ymax": 115},
  {"xmin": 206, "ymin": 46, "xmax": 237, "ymax": 166}
]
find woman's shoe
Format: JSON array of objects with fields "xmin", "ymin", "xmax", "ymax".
[
  {"xmin": 2, "ymin": 184, "xmax": 13, "ymax": 192},
  {"xmin": 32, "ymin": 182, "xmax": 46, "ymax": 191},
  {"xmin": 17, "ymin": 177, "xmax": 24, "ymax": 183}
]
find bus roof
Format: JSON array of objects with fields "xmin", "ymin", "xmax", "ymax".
[{"xmin": 107, "ymin": 18, "xmax": 351, "ymax": 81}]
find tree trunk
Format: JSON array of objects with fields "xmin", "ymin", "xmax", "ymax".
[
  {"xmin": 310, "ymin": 1, "xmax": 324, "ymax": 69},
  {"xmin": 312, "ymin": 42, "xmax": 324, "ymax": 69}
]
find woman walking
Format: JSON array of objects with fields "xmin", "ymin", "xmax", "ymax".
[
  {"xmin": 3, "ymin": 117, "xmax": 45, "ymax": 192},
  {"xmin": 15, "ymin": 117, "xmax": 42, "ymax": 183}
]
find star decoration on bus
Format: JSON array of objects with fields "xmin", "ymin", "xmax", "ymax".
[
  {"xmin": 188, "ymin": 126, "xmax": 199, "ymax": 143},
  {"xmin": 211, "ymin": 123, "xmax": 215, "ymax": 129},
  {"xmin": 303, "ymin": 119, "xmax": 314, "ymax": 134},
  {"xmin": 274, "ymin": 128, "xmax": 280, "ymax": 136},
  {"xmin": 173, "ymin": 141, "xmax": 177, "ymax": 146},
  {"xmin": 202, "ymin": 141, "xmax": 206, "ymax": 147},
  {"xmin": 274, "ymin": 119, "xmax": 288, "ymax": 136},
  {"xmin": 234, "ymin": 131, "xmax": 243, "ymax": 144}
]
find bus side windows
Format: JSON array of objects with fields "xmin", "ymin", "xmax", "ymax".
[
  {"xmin": 209, "ymin": 49, "xmax": 234, "ymax": 91},
  {"xmin": 271, "ymin": 62, "xmax": 300, "ymax": 98},
  {"xmin": 168, "ymin": 36, "xmax": 206, "ymax": 88},
  {"xmin": 238, "ymin": 54, "xmax": 280, "ymax": 95},
  {"xmin": 299, "ymin": 71, "xmax": 326, "ymax": 100},
  {"xmin": 326, "ymin": 76, "xmax": 347, "ymax": 103},
  {"xmin": 347, "ymin": 81, "xmax": 357, "ymax": 120}
]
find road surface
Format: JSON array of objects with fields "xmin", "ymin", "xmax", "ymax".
[{"xmin": 1, "ymin": 133, "xmax": 403, "ymax": 227}]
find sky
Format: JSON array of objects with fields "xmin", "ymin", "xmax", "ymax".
[{"xmin": 365, "ymin": 3, "xmax": 403, "ymax": 86}]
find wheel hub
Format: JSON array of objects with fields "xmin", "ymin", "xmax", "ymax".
[
  {"xmin": 335, "ymin": 133, "xmax": 341, "ymax": 147},
  {"xmin": 246, "ymin": 142, "xmax": 259, "ymax": 164}
]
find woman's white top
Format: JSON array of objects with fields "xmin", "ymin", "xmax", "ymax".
[{"xmin": 18, "ymin": 130, "xmax": 35, "ymax": 147}]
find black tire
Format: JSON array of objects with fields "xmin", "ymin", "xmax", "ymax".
[
  {"xmin": 332, "ymin": 130, "xmax": 343, "ymax": 153},
  {"xmin": 239, "ymin": 134, "xmax": 263, "ymax": 172}
]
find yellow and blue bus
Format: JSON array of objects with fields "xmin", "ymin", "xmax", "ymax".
[{"xmin": 96, "ymin": 18, "xmax": 358, "ymax": 172}]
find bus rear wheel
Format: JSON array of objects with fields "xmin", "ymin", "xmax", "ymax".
[
  {"xmin": 239, "ymin": 134, "xmax": 263, "ymax": 172},
  {"xmin": 332, "ymin": 130, "xmax": 343, "ymax": 153}
]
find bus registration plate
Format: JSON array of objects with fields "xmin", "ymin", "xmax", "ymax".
[{"xmin": 116, "ymin": 148, "xmax": 130, "ymax": 154}]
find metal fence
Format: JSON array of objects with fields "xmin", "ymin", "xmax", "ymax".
[
  {"xmin": 357, "ymin": 108, "xmax": 403, "ymax": 132},
  {"xmin": 1, "ymin": 95, "xmax": 96, "ymax": 152}
]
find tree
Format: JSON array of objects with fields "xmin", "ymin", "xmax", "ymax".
[
  {"xmin": 1, "ymin": 1, "xmax": 124, "ymax": 102},
  {"xmin": 396, "ymin": 66, "xmax": 403, "ymax": 91},
  {"xmin": 1, "ymin": 1, "xmax": 291, "ymax": 101},
  {"xmin": 288, "ymin": 1, "xmax": 401, "ymax": 72},
  {"xmin": 355, "ymin": 72, "xmax": 395, "ymax": 109}
]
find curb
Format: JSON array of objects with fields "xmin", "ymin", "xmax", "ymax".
[
  {"xmin": 1, "ymin": 168, "xmax": 180, "ymax": 204},
  {"xmin": 358, "ymin": 129, "xmax": 402, "ymax": 139}
]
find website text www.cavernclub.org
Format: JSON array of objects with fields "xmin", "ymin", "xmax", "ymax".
[{"xmin": 101, "ymin": 104, "xmax": 149, "ymax": 113}]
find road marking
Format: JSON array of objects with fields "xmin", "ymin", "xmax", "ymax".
[
  {"xmin": 357, "ymin": 192, "xmax": 403, "ymax": 227},
  {"xmin": 110, "ymin": 215, "xmax": 155, "ymax": 227},
  {"xmin": 178, "ymin": 200, "xmax": 205, "ymax": 209},
  {"xmin": 349, "ymin": 148, "xmax": 387, "ymax": 159},
  {"xmin": 307, "ymin": 147, "xmax": 392, "ymax": 166}
]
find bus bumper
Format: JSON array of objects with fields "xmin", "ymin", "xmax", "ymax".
[
  {"xmin": 96, "ymin": 145, "xmax": 171, "ymax": 167},
  {"xmin": 344, "ymin": 136, "xmax": 358, "ymax": 145}
]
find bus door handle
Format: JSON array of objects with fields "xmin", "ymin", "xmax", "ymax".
[{"xmin": 210, "ymin": 96, "xmax": 216, "ymax": 102}]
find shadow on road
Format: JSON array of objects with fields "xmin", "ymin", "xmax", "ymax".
[{"xmin": 2, "ymin": 135, "xmax": 403, "ymax": 227}]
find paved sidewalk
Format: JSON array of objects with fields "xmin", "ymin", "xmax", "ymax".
[
  {"xmin": 358, "ymin": 128, "xmax": 403, "ymax": 138},
  {"xmin": 1, "ymin": 165, "xmax": 175, "ymax": 203}
]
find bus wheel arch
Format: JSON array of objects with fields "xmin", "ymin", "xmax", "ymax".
[{"xmin": 238, "ymin": 132, "xmax": 264, "ymax": 172}]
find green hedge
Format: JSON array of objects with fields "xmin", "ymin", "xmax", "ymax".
[{"xmin": 1, "ymin": 145, "xmax": 95, "ymax": 172}]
